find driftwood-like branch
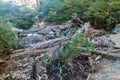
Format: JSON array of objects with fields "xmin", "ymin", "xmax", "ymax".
[
  {"xmin": 31, "ymin": 37, "xmax": 67, "ymax": 49},
  {"xmin": 79, "ymin": 47, "xmax": 120, "ymax": 58},
  {"xmin": 10, "ymin": 37, "xmax": 67, "ymax": 59},
  {"xmin": 108, "ymin": 49, "xmax": 120, "ymax": 53},
  {"xmin": 91, "ymin": 49, "xmax": 120, "ymax": 58},
  {"xmin": 10, "ymin": 48, "xmax": 49, "ymax": 59}
]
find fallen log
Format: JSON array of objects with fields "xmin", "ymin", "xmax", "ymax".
[
  {"xmin": 91, "ymin": 49, "xmax": 120, "ymax": 58},
  {"xmin": 79, "ymin": 47, "xmax": 120, "ymax": 58},
  {"xmin": 31, "ymin": 37, "xmax": 67, "ymax": 49},
  {"xmin": 10, "ymin": 48, "xmax": 49, "ymax": 59},
  {"xmin": 10, "ymin": 37, "xmax": 67, "ymax": 59},
  {"xmin": 108, "ymin": 49, "xmax": 120, "ymax": 53}
]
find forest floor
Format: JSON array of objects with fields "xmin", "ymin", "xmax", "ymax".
[
  {"xmin": 91, "ymin": 33, "xmax": 120, "ymax": 80},
  {"xmin": 0, "ymin": 21, "xmax": 120, "ymax": 80}
]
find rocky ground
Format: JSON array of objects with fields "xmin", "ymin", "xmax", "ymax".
[
  {"xmin": 91, "ymin": 33, "xmax": 120, "ymax": 80},
  {"xmin": 0, "ymin": 15, "xmax": 120, "ymax": 80}
]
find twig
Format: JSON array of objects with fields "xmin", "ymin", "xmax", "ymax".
[{"xmin": 86, "ymin": 73, "xmax": 91, "ymax": 80}]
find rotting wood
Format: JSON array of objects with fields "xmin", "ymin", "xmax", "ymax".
[
  {"xmin": 91, "ymin": 49, "xmax": 120, "ymax": 58},
  {"xmin": 30, "ymin": 37, "xmax": 67, "ymax": 49},
  {"xmin": 108, "ymin": 49, "xmax": 120, "ymax": 53},
  {"xmin": 79, "ymin": 47, "xmax": 120, "ymax": 58},
  {"xmin": 10, "ymin": 37, "xmax": 67, "ymax": 59},
  {"xmin": 10, "ymin": 48, "xmax": 49, "ymax": 59}
]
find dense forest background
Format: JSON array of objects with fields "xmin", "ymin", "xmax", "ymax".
[{"xmin": 0, "ymin": 0, "xmax": 120, "ymax": 54}]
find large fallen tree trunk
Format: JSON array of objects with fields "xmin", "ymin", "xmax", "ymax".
[
  {"xmin": 30, "ymin": 37, "xmax": 67, "ymax": 49},
  {"xmin": 10, "ymin": 37, "xmax": 67, "ymax": 59}
]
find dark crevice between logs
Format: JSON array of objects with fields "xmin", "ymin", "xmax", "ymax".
[{"xmin": 46, "ymin": 54, "xmax": 93, "ymax": 80}]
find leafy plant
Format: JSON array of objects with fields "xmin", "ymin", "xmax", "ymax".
[
  {"xmin": 43, "ymin": 30, "xmax": 95, "ymax": 66},
  {"xmin": 9, "ymin": 7, "xmax": 37, "ymax": 30},
  {"xmin": 41, "ymin": 54, "xmax": 52, "ymax": 67},
  {"xmin": 38, "ymin": 0, "xmax": 120, "ymax": 30},
  {"xmin": 0, "ymin": 0, "xmax": 20, "ymax": 16},
  {"xmin": 57, "ymin": 33, "xmax": 95, "ymax": 61},
  {"xmin": 14, "ymin": 12, "xmax": 36, "ymax": 29},
  {"xmin": 0, "ymin": 17, "xmax": 18, "ymax": 53},
  {"xmin": 84, "ymin": 0, "xmax": 120, "ymax": 30},
  {"xmin": 37, "ymin": 0, "xmax": 93, "ymax": 24},
  {"xmin": 0, "ymin": 0, "xmax": 36, "ymax": 30}
]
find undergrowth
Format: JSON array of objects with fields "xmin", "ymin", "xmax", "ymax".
[{"xmin": 44, "ymin": 31, "xmax": 95, "ymax": 66}]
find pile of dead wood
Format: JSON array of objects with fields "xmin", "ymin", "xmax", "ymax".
[{"xmin": 1, "ymin": 13, "xmax": 120, "ymax": 80}]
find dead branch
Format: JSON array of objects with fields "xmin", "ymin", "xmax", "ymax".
[
  {"xmin": 10, "ymin": 37, "xmax": 67, "ymax": 59},
  {"xmin": 30, "ymin": 37, "xmax": 67, "ymax": 49},
  {"xmin": 91, "ymin": 49, "xmax": 120, "ymax": 58},
  {"xmin": 108, "ymin": 49, "xmax": 120, "ymax": 53},
  {"xmin": 79, "ymin": 47, "xmax": 120, "ymax": 58},
  {"xmin": 10, "ymin": 48, "xmax": 49, "ymax": 59}
]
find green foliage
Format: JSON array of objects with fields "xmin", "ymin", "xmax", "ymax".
[
  {"xmin": 13, "ymin": 10, "xmax": 36, "ymax": 29},
  {"xmin": 0, "ymin": 17, "xmax": 17, "ymax": 53},
  {"xmin": 0, "ymin": 0, "xmax": 20, "ymax": 16},
  {"xmin": 0, "ymin": 1, "xmax": 37, "ymax": 54},
  {"xmin": 41, "ymin": 54, "xmax": 52, "ymax": 66},
  {"xmin": 0, "ymin": 1, "xmax": 36, "ymax": 30},
  {"xmin": 37, "ymin": 0, "xmax": 64, "ymax": 23},
  {"xmin": 8, "ymin": 7, "xmax": 36, "ymax": 30},
  {"xmin": 84, "ymin": 0, "xmax": 120, "ymax": 30},
  {"xmin": 43, "ymin": 32, "xmax": 95, "ymax": 66},
  {"xmin": 37, "ymin": 0, "xmax": 93, "ymax": 24},
  {"xmin": 57, "ymin": 33, "xmax": 95, "ymax": 61},
  {"xmin": 38, "ymin": 0, "xmax": 120, "ymax": 29}
]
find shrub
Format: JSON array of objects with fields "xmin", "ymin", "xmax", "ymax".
[
  {"xmin": 0, "ymin": 1, "xmax": 36, "ymax": 30},
  {"xmin": 44, "ymin": 33, "xmax": 95, "ymax": 66},
  {"xmin": 84, "ymin": 0, "xmax": 120, "ymax": 30},
  {"xmin": 0, "ymin": 17, "xmax": 17, "ymax": 53},
  {"xmin": 38, "ymin": 0, "xmax": 120, "ymax": 30},
  {"xmin": 14, "ymin": 12, "xmax": 36, "ymax": 29},
  {"xmin": 0, "ymin": 0, "xmax": 20, "ymax": 16},
  {"xmin": 57, "ymin": 33, "xmax": 95, "ymax": 61},
  {"xmin": 37, "ymin": 0, "xmax": 93, "ymax": 24},
  {"xmin": 9, "ymin": 7, "xmax": 36, "ymax": 30}
]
